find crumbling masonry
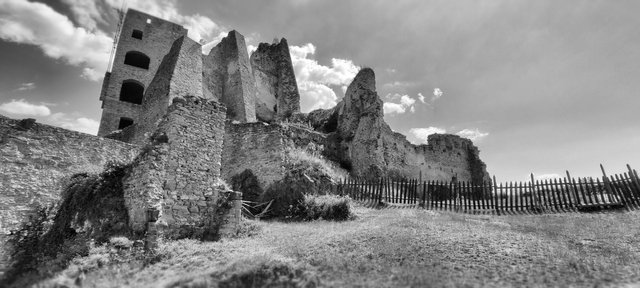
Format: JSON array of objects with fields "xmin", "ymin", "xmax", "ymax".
[{"xmin": 0, "ymin": 7, "xmax": 491, "ymax": 274}]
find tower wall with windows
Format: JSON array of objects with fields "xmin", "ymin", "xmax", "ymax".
[{"xmin": 97, "ymin": 9, "xmax": 187, "ymax": 136}]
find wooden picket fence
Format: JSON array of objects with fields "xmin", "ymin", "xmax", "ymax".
[{"xmin": 336, "ymin": 165, "xmax": 640, "ymax": 214}]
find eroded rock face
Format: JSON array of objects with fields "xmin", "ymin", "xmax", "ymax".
[
  {"xmin": 311, "ymin": 68, "xmax": 490, "ymax": 183},
  {"xmin": 250, "ymin": 38, "xmax": 300, "ymax": 122}
]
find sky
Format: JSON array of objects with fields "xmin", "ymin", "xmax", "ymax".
[{"xmin": 0, "ymin": 0, "xmax": 638, "ymax": 181}]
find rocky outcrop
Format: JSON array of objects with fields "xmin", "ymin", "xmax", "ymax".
[
  {"xmin": 203, "ymin": 31, "xmax": 257, "ymax": 123},
  {"xmin": 250, "ymin": 38, "xmax": 301, "ymax": 122},
  {"xmin": 308, "ymin": 68, "xmax": 490, "ymax": 183}
]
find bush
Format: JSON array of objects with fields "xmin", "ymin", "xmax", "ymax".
[
  {"xmin": 302, "ymin": 195, "xmax": 352, "ymax": 221},
  {"xmin": 230, "ymin": 169, "xmax": 264, "ymax": 215},
  {"xmin": 259, "ymin": 180, "xmax": 306, "ymax": 219}
]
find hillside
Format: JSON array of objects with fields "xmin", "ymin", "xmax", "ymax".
[{"xmin": 37, "ymin": 206, "xmax": 640, "ymax": 287}]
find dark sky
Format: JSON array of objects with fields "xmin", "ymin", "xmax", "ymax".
[{"xmin": 0, "ymin": 0, "xmax": 638, "ymax": 181}]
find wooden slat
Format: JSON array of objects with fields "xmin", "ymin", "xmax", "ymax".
[
  {"xmin": 624, "ymin": 172, "xmax": 640, "ymax": 206},
  {"xmin": 618, "ymin": 173, "xmax": 637, "ymax": 209}
]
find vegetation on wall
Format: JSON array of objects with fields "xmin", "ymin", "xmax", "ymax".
[{"xmin": 1, "ymin": 161, "xmax": 135, "ymax": 287}]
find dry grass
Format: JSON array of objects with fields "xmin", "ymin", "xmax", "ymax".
[
  {"xmin": 284, "ymin": 147, "xmax": 349, "ymax": 181},
  {"xmin": 37, "ymin": 208, "xmax": 640, "ymax": 287}
]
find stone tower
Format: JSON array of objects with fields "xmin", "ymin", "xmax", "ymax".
[
  {"xmin": 97, "ymin": 9, "xmax": 187, "ymax": 136},
  {"xmin": 203, "ymin": 31, "xmax": 257, "ymax": 123}
]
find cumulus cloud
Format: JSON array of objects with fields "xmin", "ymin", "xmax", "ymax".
[
  {"xmin": 290, "ymin": 43, "xmax": 360, "ymax": 112},
  {"xmin": 0, "ymin": 0, "xmax": 227, "ymax": 81},
  {"xmin": 383, "ymin": 94, "xmax": 417, "ymax": 115},
  {"xmin": 0, "ymin": 99, "xmax": 99, "ymax": 134},
  {"xmin": 433, "ymin": 88, "xmax": 443, "ymax": 101},
  {"xmin": 409, "ymin": 127, "xmax": 447, "ymax": 144},
  {"xmin": 61, "ymin": 0, "xmax": 107, "ymax": 31},
  {"xmin": 0, "ymin": 99, "xmax": 51, "ymax": 116},
  {"xmin": 16, "ymin": 82, "xmax": 36, "ymax": 91},
  {"xmin": 0, "ymin": 0, "xmax": 112, "ymax": 80},
  {"xmin": 48, "ymin": 113, "xmax": 100, "ymax": 135},
  {"xmin": 418, "ymin": 92, "xmax": 426, "ymax": 104},
  {"xmin": 298, "ymin": 81, "xmax": 338, "ymax": 111},
  {"xmin": 532, "ymin": 173, "xmax": 562, "ymax": 181},
  {"xmin": 383, "ymin": 102, "xmax": 407, "ymax": 114},
  {"xmin": 456, "ymin": 128, "xmax": 489, "ymax": 141},
  {"xmin": 103, "ymin": 0, "xmax": 226, "ymax": 43}
]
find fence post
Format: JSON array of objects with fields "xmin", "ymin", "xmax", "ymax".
[
  {"xmin": 626, "ymin": 165, "xmax": 640, "ymax": 198},
  {"xmin": 493, "ymin": 175, "xmax": 500, "ymax": 215},
  {"xmin": 600, "ymin": 164, "xmax": 616, "ymax": 203},
  {"xmin": 421, "ymin": 181, "xmax": 427, "ymax": 208}
]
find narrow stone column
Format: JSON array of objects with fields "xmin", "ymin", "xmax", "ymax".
[{"xmin": 218, "ymin": 191, "xmax": 243, "ymax": 237}]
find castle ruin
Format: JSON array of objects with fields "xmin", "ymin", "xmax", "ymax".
[{"xmin": 0, "ymin": 8, "xmax": 490, "ymax": 273}]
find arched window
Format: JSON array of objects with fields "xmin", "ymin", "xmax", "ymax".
[
  {"xmin": 119, "ymin": 80, "xmax": 144, "ymax": 104},
  {"xmin": 118, "ymin": 117, "xmax": 134, "ymax": 130},
  {"xmin": 124, "ymin": 51, "xmax": 150, "ymax": 69},
  {"xmin": 131, "ymin": 29, "xmax": 143, "ymax": 39}
]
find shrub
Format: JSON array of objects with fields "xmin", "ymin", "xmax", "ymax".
[
  {"xmin": 302, "ymin": 195, "xmax": 352, "ymax": 221},
  {"xmin": 259, "ymin": 180, "xmax": 306, "ymax": 219},
  {"xmin": 230, "ymin": 169, "xmax": 263, "ymax": 215}
]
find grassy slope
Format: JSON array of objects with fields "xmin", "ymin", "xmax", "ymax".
[{"xmin": 47, "ymin": 207, "xmax": 640, "ymax": 287}]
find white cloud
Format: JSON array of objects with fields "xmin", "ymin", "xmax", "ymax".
[
  {"xmin": 532, "ymin": 173, "xmax": 562, "ymax": 181},
  {"xmin": 400, "ymin": 95, "xmax": 416, "ymax": 107},
  {"xmin": 289, "ymin": 43, "xmax": 360, "ymax": 112},
  {"xmin": 433, "ymin": 88, "xmax": 443, "ymax": 101},
  {"xmin": 16, "ymin": 82, "xmax": 36, "ymax": 91},
  {"xmin": 0, "ymin": 99, "xmax": 51, "ymax": 116},
  {"xmin": 0, "ymin": 0, "xmax": 227, "ymax": 81},
  {"xmin": 298, "ymin": 81, "xmax": 338, "ymax": 111},
  {"xmin": 45, "ymin": 112, "xmax": 99, "ymax": 135},
  {"xmin": 383, "ymin": 102, "xmax": 407, "ymax": 114},
  {"xmin": 456, "ymin": 128, "xmax": 489, "ymax": 141},
  {"xmin": 418, "ymin": 92, "xmax": 426, "ymax": 104},
  {"xmin": 383, "ymin": 94, "xmax": 417, "ymax": 115},
  {"xmin": 60, "ymin": 0, "xmax": 106, "ymax": 31},
  {"xmin": 409, "ymin": 127, "xmax": 447, "ymax": 144},
  {"xmin": 103, "ymin": 0, "xmax": 226, "ymax": 43},
  {"xmin": 0, "ymin": 0, "xmax": 112, "ymax": 81}
]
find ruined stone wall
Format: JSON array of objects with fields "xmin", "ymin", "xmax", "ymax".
[
  {"xmin": 203, "ymin": 31, "xmax": 257, "ymax": 123},
  {"xmin": 133, "ymin": 36, "xmax": 204, "ymax": 145},
  {"xmin": 250, "ymin": 38, "xmax": 301, "ymax": 122},
  {"xmin": 124, "ymin": 97, "xmax": 227, "ymax": 237},
  {"xmin": 222, "ymin": 122, "xmax": 285, "ymax": 189},
  {"xmin": 221, "ymin": 122, "xmax": 329, "ymax": 191},
  {"xmin": 98, "ymin": 9, "xmax": 187, "ymax": 136},
  {"xmin": 0, "ymin": 117, "xmax": 139, "ymax": 273}
]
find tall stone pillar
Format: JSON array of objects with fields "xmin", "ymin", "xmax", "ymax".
[{"xmin": 203, "ymin": 31, "xmax": 257, "ymax": 123}]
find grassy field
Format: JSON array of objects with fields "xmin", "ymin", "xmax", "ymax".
[{"xmin": 41, "ymin": 205, "xmax": 640, "ymax": 287}]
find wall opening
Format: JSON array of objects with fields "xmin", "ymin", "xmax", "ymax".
[
  {"xmin": 131, "ymin": 29, "xmax": 143, "ymax": 39},
  {"xmin": 124, "ymin": 51, "xmax": 150, "ymax": 69},
  {"xmin": 118, "ymin": 117, "xmax": 134, "ymax": 130},
  {"xmin": 119, "ymin": 80, "xmax": 144, "ymax": 104}
]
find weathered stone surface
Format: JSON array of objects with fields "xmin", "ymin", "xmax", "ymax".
[
  {"xmin": 250, "ymin": 38, "xmax": 301, "ymax": 122},
  {"xmin": 132, "ymin": 36, "xmax": 204, "ymax": 145},
  {"xmin": 203, "ymin": 31, "xmax": 257, "ymax": 123},
  {"xmin": 124, "ymin": 96, "xmax": 228, "ymax": 237},
  {"xmin": 0, "ymin": 116, "xmax": 139, "ymax": 273},
  {"xmin": 309, "ymin": 68, "xmax": 490, "ymax": 182},
  {"xmin": 98, "ymin": 9, "xmax": 188, "ymax": 136},
  {"xmin": 221, "ymin": 122, "xmax": 329, "ymax": 190}
]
